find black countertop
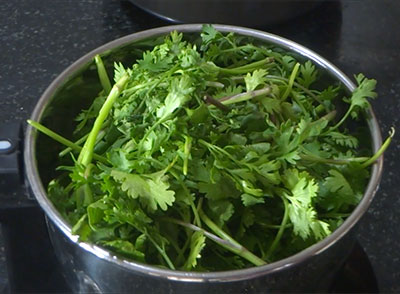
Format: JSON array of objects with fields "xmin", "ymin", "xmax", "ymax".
[{"xmin": 0, "ymin": 0, "xmax": 399, "ymax": 292}]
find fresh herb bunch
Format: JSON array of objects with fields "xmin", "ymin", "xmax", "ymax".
[{"xmin": 29, "ymin": 25, "xmax": 393, "ymax": 271}]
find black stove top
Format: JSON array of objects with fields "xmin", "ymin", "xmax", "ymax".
[{"xmin": 1, "ymin": 0, "xmax": 399, "ymax": 292}]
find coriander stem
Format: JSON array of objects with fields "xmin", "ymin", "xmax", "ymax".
[
  {"xmin": 27, "ymin": 120, "xmax": 108, "ymax": 163},
  {"xmin": 59, "ymin": 133, "xmax": 89, "ymax": 157},
  {"xmin": 205, "ymin": 81, "xmax": 225, "ymax": 88},
  {"xmin": 319, "ymin": 212, "xmax": 351, "ymax": 218},
  {"xmin": 162, "ymin": 217, "xmax": 235, "ymax": 249},
  {"xmin": 218, "ymin": 57, "xmax": 274, "ymax": 75},
  {"xmin": 329, "ymin": 105, "xmax": 355, "ymax": 132},
  {"xmin": 213, "ymin": 45, "xmax": 280, "ymax": 62},
  {"xmin": 204, "ymin": 95, "xmax": 230, "ymax": 111},
  {"xmin": 219, "ymin": 87, "xmax": 271, "ymax": 105},
  {"xmin": 183, "ymin": 135, "xmax": 192, "ymax": 176},
  {"xmin": 258, "ymin": 223, "xmax": 292, "ymax": 229},
  {"xmin": 164, "ymin": 216, "xmax": 266, "ymax": 267},
  {"xmin": 281, "ymin": 63, "xmax": 300, "ymax": 101},
  {"xmin": 144, "ymin": 229, "xmax": 175, "ymax": 270},
  {"xmin": 266, "ymin": 75, "xmax": 326, "ymax": 108},
  {"xmin": 59, "ymin": 130, "xmax": 106, "ymax": 158},
  {"xmin": 299, "ymin": 153, "xmax": 369, "ymax": 165},
  {"xmin": 71, "ymin": 214, "xmax": 87, "ymax": 235},
  {"xmin": 78, "ymin": 73, "xmax": 129, "ymax": 167},
  {"xmin": 316, "ymin": 110, "xmax": 337, "ymax": 124},
  {"xmin": 360, "ymin": 127, "xmax": 395, "ymax": 168},
  {"xmin": 169, "ymin": 170, "xmax": 202, "ymax": 228},
  {"xmin": 95, "ymin": 54, "xmax": 112, "ymax": 93},
  {"xmin": 266, "ymin": 197, "xmax": 289, "ymax": 259},
  {"xmin": 198, "ymin": 209, "xmax": 266, "ymax": 266},
  {"xmin": 175, "ymin": 235, "xmax": 191, "ymax": 267}
]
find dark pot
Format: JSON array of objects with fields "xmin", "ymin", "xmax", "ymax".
[
  {"xmin": 23, "ymin": 24, "xmax": 383, "ymax": 293},
  {"xmin": 128, "ymin": 0, "xmax": 324, "ymax": 27}
]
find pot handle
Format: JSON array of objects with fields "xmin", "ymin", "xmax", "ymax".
[{"xmin": 0, "ymin": 122, "xmax": 36, "ymax": 210}]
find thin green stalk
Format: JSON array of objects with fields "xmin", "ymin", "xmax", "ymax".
[
  {"xmin": 59, "ymin": 130, "xmax": 106, "ymax": 158},
  {"xmin": 219, "ymin": 87, "xmax": 271, "ymax": 105},
  {"xmin": 59, "ymin": 133, "xmax": 89, "ymax": 157},
  {"xmin": 266, "ymin": 75, "xmax": 326, "ymax": 107},
  {"xmin": 183, "ymin": 135, "xmax": 192, "ymax": 176},
  {"xmin": 319, "ymin": 212, "xmax": 351, "ymax": 218},
  {"xmin": 198, "ymin": 209, "xmax": 266, "ymax": 266},
  {"xmin": 329, "ymin": 105, "xmax": 356, "ymax": 132},
  {"xmin": 163, "ymin": 217, "xmax": 234, "ymax": 248},
  {"xmin": 132, "ymin": 64, "xmax": 180, "ymax": 117},
  {"xmin": 71, "ymin": 214, "xmax": 87, "ymax": 234},
  {"xmin": 205, "ymin": 81, "xmax": 225, "ymax": 88},
  {"xmin": 215, "ymin": 44, "xmax": 280, "ymax": 61},
  {"xmin": 258, "ymin": 223, "xmax": 292, "ymax": 229},
  {"xmin": 281, "ymin": 62, "xmax": 300, "ymax": 101},
  {"xmin": 164, "ymin": 216, "xmax": 266, "ymax": 267},
  {"xmin": 316, "ymin": 110, "xmax": 337, "ymax": 124},
  {"xmin": 204, "ymin": 95, "xmax": 230, "ymax": 111},
  {"xmin": 299, "ymin": 153, "xmax": 369, "ymax": 165},
  {"xmin": 175, "ymin": 235, "xmax": 191, "ymax": 267},
  {"xmin": 144, "ymin": 229, "xmax": 175, "ymax": 270},
  {"xmin": 169, "ymin": 170, "xmax": 202, "ymax": 228},
  {"xmin": 78, "ymin": 73, "xmax": 129, "ymax": 167},
  {"xmin": 27, "ymin": 120, "xmax": 108, "ymax": 164},
  {"xmin": 198, "ymin": 139, "xmax": 241, "ymax": 166},
  {"xmin": 266, "ymin": 197, "xmax": 289, "ymax": 259},
  {"xmin": 95, "ymin": 55, "xmax": 112, "ymax": 93},
  {"xmin": 137, "ymin": 119, "xmax": 167, "ymax": 155},
  {"xmin": 218, "ymin": 57, "xmax": 274, "ymax": 75},
  {"xmin": 360, "ymin": 127, "xmax": 395, "ymax": 168}
]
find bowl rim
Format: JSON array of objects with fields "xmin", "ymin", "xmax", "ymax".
[{"xmin": 24, "ymin": 23, "xmax": 383, "ymax": 282}]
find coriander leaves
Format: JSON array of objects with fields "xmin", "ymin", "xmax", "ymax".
[{"xmin": 29, "ymin": 25, "xmax": 391, "ymax": 271}]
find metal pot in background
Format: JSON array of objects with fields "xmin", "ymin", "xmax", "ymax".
[
  {"xmin": 23, "ymin": 24, "xmax": 383, "ymax": 293},
  {"xmin": 127, "ymin": 0, "xmax": 324, "ymax": 27}
]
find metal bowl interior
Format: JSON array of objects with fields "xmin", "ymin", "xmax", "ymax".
[{"xmin": 24, "ymin": 24, "xmax": 383, "ymax": 283}]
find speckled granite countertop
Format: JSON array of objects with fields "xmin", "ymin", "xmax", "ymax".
[{"xmin": 0, "ymin": 0, "xmax": 399, "ymax": 292}]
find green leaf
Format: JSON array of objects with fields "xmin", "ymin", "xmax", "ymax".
[
  {"xmin": 138, "ymin": 51, "xmax": 172, "ymax": 73},
  {"xmin": 260, "ymin": 97, "xmax": 281, "ymax": 114},
  {"xmin": 214, "ymin": 85, "xmax": 244, "ymax": 100},
  {"xmin": 281, "ymin": 55, "xmax": 296, "ymax": 73},
  {"xmin": 241, "ymin": 193, "xmax": 265, "ymax": 206},
  {"xmin": 278, "ymin": 150, "xmax": 300, "ymax": 164},
  {"xmin": 156, "ymin": 75, "xmax": 194, "ymax": 120},
  {"xmin": 114, "ymin": 62, "xmax": 128, "ymax": 83},
  {"xmin": 207, "ymin": 199, "xmax": 235, "ymax": 226},
  {"xmin": 297, "ymin": 61, "xmax": 317, "ymax": 88},
  {"xmin": 326, "ymin": 132, "xmax": 359, "ymax": 148},
  {"xmin": 325, "ymin": 169, "xmax": 353, "ymax": 197},
  {"xmin": 346, "ymin": 74, "xmax": 377, "ymax": 119},
  {"xmin": 183, "ymin": 231, "xmax": 206, "ymax": 270},
  {"xmin": 111, "ymin": 170, "xmax": 175, "ymax": 211},
  {"xmin": 101, "ymin": 239, "xmax": 145, "ymax": 261},
  {"xmin": 319, "ymin": 85, "xmax": 340, "ymax": 101},
  {"xmin": 201, "ymin": 24, "xmax": 221, "ymax": 44},
  {"xmin": 244, "ymin": 69, "xmax": 268, "ymax": 91},
  {"xmin": 198, "ymin": 175, "xmax": 240, "ymax": 201},
  {"xmin": 87, "ymin": 198, "xmax": 108, "ymax": 229},
  {"xmin": 282, "ymin": 169, "xmax": 328, "ymax": 239},
  {"xmin": 237, "ymin": 208, "xmax": 255, "ymax": 238},
  {"xmin": 322, "ymin": 169, "xmax": 359, "ymax": 207}
]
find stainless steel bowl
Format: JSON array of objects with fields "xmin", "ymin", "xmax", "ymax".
[{"xmin": 25, "ymin": 24, "xmax": 383, "ymax": 293}]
